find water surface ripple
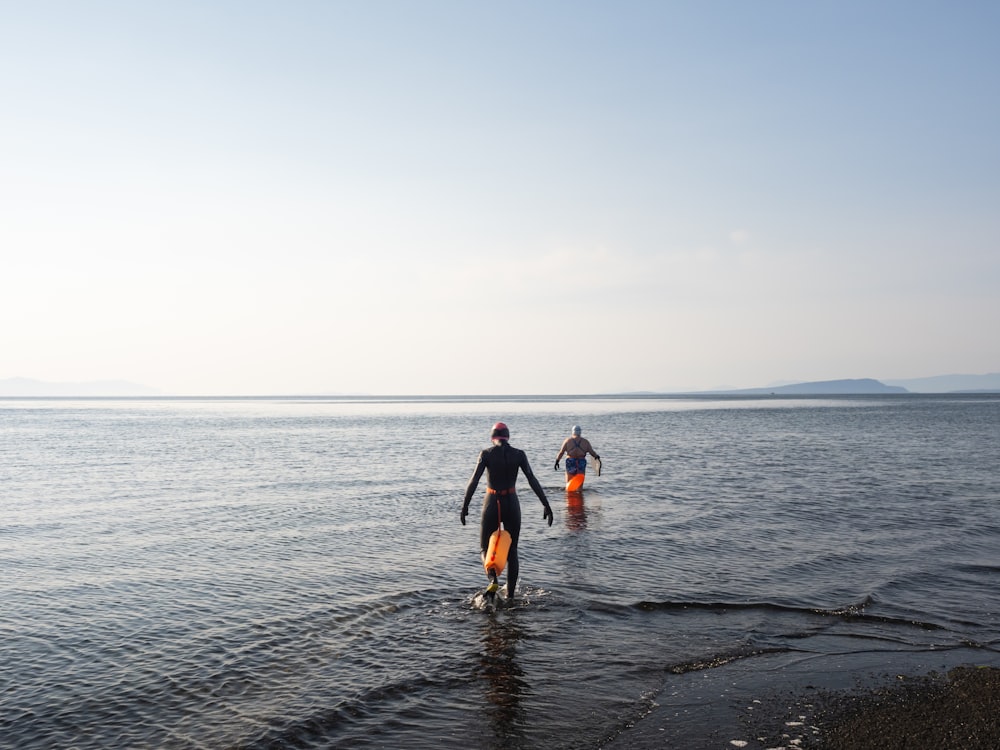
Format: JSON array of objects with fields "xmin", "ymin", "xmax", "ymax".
[{"xmin": 2, "ymin": 395, "xmax": 999, "ymax": 748}]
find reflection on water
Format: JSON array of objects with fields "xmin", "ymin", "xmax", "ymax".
[
  {"xmin": 477, "ymin": 615, "xmax": 528, "ymax": 749},
  {"xmin": 565, "ymin": 491, "xmax": 587, "ymax": 531}
]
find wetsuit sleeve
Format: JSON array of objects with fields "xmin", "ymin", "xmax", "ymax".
[
  {"xmin": 463, "ymin": 451, "xmax": 487, "ymax": 509},
  {"xmin": 519, "ymin": 454, "xmax": 550, "ymax": 507}
]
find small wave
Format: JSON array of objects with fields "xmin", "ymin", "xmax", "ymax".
[
  {"xmin": 631, "ymin": 599, "xmax": 945, "ymax": 631},
  {"xmin": 955, "ymin": 562, "xmax": 1000, "ymax": 575},
  {"xmin": 235, "ymin": 670, "xmax": 471, "ymax": 749},
  {"xmin": 667, "ymin": 645, "xmax": 795, "ymax": 674}
]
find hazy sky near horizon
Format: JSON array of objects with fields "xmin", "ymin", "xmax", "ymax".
[{"xmin": 3, "ymin": 1, "xmax": 998, "ymax": 395}]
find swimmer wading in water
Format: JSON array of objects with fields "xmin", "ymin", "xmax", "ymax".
[
  {"xmin": 554, "ymin": 425, "xmax": 601, "ymax": 485},
  {"xmin": 461, "ymin": 422, "xmax": 552, "ymax": 601}
]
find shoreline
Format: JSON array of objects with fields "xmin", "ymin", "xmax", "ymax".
[
  {"xmin": 746, "ymin": 664, "xmax": 1000, "ymax": 749},
  {"xmin": 604, "ymin": 647, "xmax": 1000, "ymax": 749}
]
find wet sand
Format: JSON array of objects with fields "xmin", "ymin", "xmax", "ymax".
[
  {"xmin": 749, "ymin": 664, "xmax": 1000, "ymax": 749},
  {"xmin": 604, "ymin": 648, "xmax": 1000, "ymax": 749}
]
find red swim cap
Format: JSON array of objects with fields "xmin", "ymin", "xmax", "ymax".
[{"xmin": 490, "ymin": 422, "xmax": 509, "ymax": 441}]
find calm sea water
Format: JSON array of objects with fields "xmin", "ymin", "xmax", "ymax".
[{"xmin": 2, "ymin": 395, "xmax": 998, "ymax": 749}]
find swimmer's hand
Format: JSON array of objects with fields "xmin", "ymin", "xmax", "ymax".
[
  {"xmin": 542, "ymin": 505, "xmax": 553, "ymax": 526},
  {"xmin": 553, "ymin": 460, "xmax": 560, "ymax": 470},
  {"xmin": 460, "ymin": 507, "xmax": 468, "ymax": 526}
]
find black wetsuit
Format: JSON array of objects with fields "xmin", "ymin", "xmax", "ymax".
[{"xmin": 463, "ymin": 442, "xmax": 550, "ymax": 597}]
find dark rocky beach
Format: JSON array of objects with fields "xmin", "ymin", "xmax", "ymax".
[
  {"xmin": 605, "ymin": 648, "xmax": 1000, "ymax": 749},
  {"xmin": 748, "ymin": 664, "xmax": 1000, "ymax": 749}
]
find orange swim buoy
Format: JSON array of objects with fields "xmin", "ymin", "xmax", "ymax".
[
  {"xmin": 566, "ymin": 473, "xmax": 585, "ymax": 492},
  {"xmin": 484, "ymin": 527, "xmax": 512, "ymax": 576},
  {"xmin": 483, "ymin": 492, "xmax": 512, "ymax": 576}
]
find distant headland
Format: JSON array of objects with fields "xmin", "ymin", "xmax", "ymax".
[
  {"xmin": 670, "ymin": 373, "xmax": 1000, "ymax": 395},
  {"xmin": 671, "ymin": 373, "xmax": 1000, "ymax": 395},
  {"xmin": 705, "ymin": 378, "xmax": 908, "ymax": 395}
]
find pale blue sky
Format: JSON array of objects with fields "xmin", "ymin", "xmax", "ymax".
[{"xmin": 3, "ymin": 1, "xmax": 998, "ymax": 394}]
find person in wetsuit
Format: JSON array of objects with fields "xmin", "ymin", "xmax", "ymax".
[
  {"xmin": 554, "ymin": 425, "xmax": 601, "ymax": 484},
  {"xmin": 461, "ymin": 421, "xmax": 553, "ymax": 600}
]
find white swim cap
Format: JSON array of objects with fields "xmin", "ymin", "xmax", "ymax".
[{"xmin": 572, "ymin": 425, "xmax": 582, "ymax": 436}]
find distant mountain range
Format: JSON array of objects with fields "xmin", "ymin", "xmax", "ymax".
[
  {"xmin": 709, "ymin": 378, "xmax": 907, "ymax": 395},
  {"xmin": 698, "ymin": 373, "xmax": 1000, "ymax": 395}
]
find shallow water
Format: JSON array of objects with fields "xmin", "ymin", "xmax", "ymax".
[{"xmin": 2, "ymin": 394, "xmax": 999, "ymax": 748}]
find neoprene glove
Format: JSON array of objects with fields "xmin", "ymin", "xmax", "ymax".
[
  {"xmin": 554, "ymin": 460, "xmax": 560, "ymax": 470},
  {"xmin": 542, "ymin": 505, "xmax": 553, "ymax": 526},
  {"xmin": 460, "ymin": 506, "xmax": 468, "ymax": 526}
]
